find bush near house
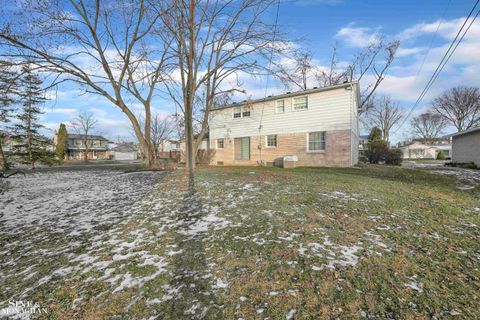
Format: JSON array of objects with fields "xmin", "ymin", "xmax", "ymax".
[
  {"xmin": 436, "ymin": 150, "xmax": 446, "ymax": 160},
  {"xmin": 365, "ymin": 140, "xmax": 389, "ymax": 164},
  {"xmin": 459, "ymin": 162, "xmax": 478, "ymax": 170},
  {"xmin": 385, "ymin": 148, "xmax": 403, "ymax": 165}
]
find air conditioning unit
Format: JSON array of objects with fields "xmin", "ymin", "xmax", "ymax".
[{"xmin": 283, "ymin": 155, "xmax": 298, "ymax": 168}]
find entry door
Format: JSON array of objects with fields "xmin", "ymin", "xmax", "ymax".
[{"xmin": 234, "ymin": 137, "xmax": 250, "ymax": 160}]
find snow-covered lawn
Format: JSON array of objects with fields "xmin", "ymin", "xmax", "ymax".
[{"xmin": 1, "ymin": 166, "xmax": 479, "ymax": 319}]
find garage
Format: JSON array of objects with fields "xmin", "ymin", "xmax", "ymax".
[{"xmin": 111, "ymin": 144, "xmax": 138, "ymax": 161}]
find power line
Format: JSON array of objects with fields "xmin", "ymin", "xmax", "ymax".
[
  {"xmin": 394, "ymin": 0, "xmax": 480, "ymax": 134},
  {"xmin": 413, "ymin": 0, "xmax": 452, "ymax": 82}
]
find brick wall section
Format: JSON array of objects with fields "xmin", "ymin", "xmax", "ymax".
[{"xmin": 211, "ymin": 130, "xmax": 352, "ymax": 167}]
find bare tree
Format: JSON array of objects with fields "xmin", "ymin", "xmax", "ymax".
[
  {"xmin": 364, "ymin": 96, "xmax": 404, "ymax": 144},
  {"xmin": 274, "ymin": 50, "xmax": 315, "ymax": 91},
  {"xmin": 0, "ymin": 0, "xmax": 173, "ymax": 167},
  {"xmin": 159, "ymin": 0, "xmax": 287, "ymax": 177},
  {"xmin": 282, "ymin": 40, "xmax": 399, "ymax": 113},
  {"xmin": 71, "ymin": 111, "xmax": 98, "ymax": 163},
  {"xmin": 151, "ymin": 114, "xmax": 175, "ymax": 158},
  {"xmin": 316, "ymin": 44, "xmax": 350, "ymax": 88},
  {"xmin": 431, "ymin": 86, "xmax": 480, "ymax": 132},
  {"xmin": 410, "ymin": 112, "xmax": 447, "ymax": 144}
]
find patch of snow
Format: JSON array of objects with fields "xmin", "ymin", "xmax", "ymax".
[{"xmin": 286, "ymin": 309, "xmax": 297, "ymax": 320}]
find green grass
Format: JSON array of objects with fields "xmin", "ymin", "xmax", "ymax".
[{"xmin": 2, "ymin": 165, "xmax": 479, "ymax": 319}]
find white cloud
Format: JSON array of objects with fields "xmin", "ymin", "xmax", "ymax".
[
  {"xmin": 335, "ymin": 24, "xmax": 381, "ymax": 47},
  {"xmin": 398, "ymin": 17, "xmax": 480, "ymax": 42},
  {"xmin": 396, "ymin": 46, "xmax": 425, "ymax": 57}
]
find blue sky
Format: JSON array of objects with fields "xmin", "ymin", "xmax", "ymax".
[{"xmin": 40, "ymin": 0, "xmax": 480, "ymax": 143}]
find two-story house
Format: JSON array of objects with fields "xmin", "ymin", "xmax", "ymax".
[
  {"xmin": 54, "ymin": 133, "xmax": 110, "ymax": 160},
  {"xmin": 209, "ymin": 82, "xmax": 360, "ymax": 167}
]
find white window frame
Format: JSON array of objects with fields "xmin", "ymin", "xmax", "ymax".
[
  {"xmin": 293, "ymin": 95, "xmax": 308, "ymax": 111},
  {"xmin": 306, "ymin": 131, "xmax": 326, "ymax": 153},
  {"xmin": 217, "ymin": 138, "xmax": 224, "ymax": 149},
  {"xmin": 233, "ymin": 106, "xmax": 251, "ymax": 118},
  {"xmin": 265, "ymin": 135, "xmax": 277, "ymax": 148},
  {"xmin": 242, "ymin": 106, "xmax": 251, "ymax": 117},
  {"xmin": 233, "ymin": 107, "xmax": 242, "ymax": 118},
  {"xmin": 275, "ymin": 99, "xmax": 285, "ymax": 113}
]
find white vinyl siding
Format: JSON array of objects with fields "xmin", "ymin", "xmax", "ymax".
[
  {"xmin": 293, "ymin": 96, "xmax": 308, "ymax": 111},
  {"xmin": 307, "ymin": 131, "xmax": 326, "ymax": 152},
  {"xmin": 266, "ymin": 135, "xmax": 277, "ymax": 148},
  {"xmin": 275, "ymin": 100, "xmax": 285, "ymax": 113}
]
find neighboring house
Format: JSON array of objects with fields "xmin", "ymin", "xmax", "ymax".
[
  {"xmin": 55, "ymin": 133, "xmax": 109, "ymax": 160},
  {"xmin": 159, "ymin": 139, "xmax": 182, "ymax": 152},
  {"xmin": 111, "ymin": 143, "xmax": 138, "ymax": 161},
  {"xmin": 179, "ymin": 133, "xmax": 210, "ymax": 163},
  {"xmin": 397, "ymin": 138, "xmax": 451, "ymax": 159},
  {"xmin": 209, "ymin": 82, "xmax": 360, "ymax": 167},
  {"xmin": 449, "ymin": 127, "xmax": 480, "ymax": 166}
]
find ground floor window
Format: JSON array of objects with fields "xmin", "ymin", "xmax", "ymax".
[
  {"xmin": 308, "ymin": 131, "xmax": 326, "ymax": 152},
  {"xmin": 266, "ymin": 135, "xmax": 277, "ymax": 148},
  {"xmin": 217, "ymin": 138, "xmax": 224, "ymax": 149}
]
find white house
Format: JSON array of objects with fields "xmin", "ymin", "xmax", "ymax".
[
  {"xmin": 450, "ymin": 127, "xmax": 480, "ymax": 166},
  {"xmin": 209, "ymin": 82, "xmax": 360, "ymax": 167},
  {"xmin": 397, "ymin": 139, "xmax": 452, "ymax": 159}
]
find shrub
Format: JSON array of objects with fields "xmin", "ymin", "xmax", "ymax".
[
  {"xmin": 436, "ymin": 150, "xmax": 446, "ymax": 160},
  {"xmin": 365, "ymin": 140, "xmax": 389, "ymax": 164},
  {"xmin": 385, "ymin": 148, "xmax": 403, "ymax": 165},
  {"xmin": 459, "ymin": 162, "xmax": 478, "ymax": 170}
]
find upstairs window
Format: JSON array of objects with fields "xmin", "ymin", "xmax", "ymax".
[
  {"xmin": 293, "ymin": 96, "xmax": 308, "ymax": 111},
  {"xmin": 308, "ymin": 131, "xmax": 326, "ymax": 152},
  {"xmin": 233, "ymin": 106, "xmax": 251, "ymax": 118},
  {"xmin": 217, "ymin": 138, "xmax": 224, "ymax": 149},
  {"xmin": 233, "ymin": 107, "xmax": 242, "ymax": 118},
  {"xmin": 242, "ymin": 106, "xmax": 251, "ymax": 117},
  {"xmin": 275, "ymin": 100, "xmax": 285, "ymax": 113},
  {"xmin": 266, "ymin": 135, "xmax": 277, "ymax": 148}
]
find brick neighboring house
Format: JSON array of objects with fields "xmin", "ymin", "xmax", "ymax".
[
  {"xmin": 54, "ymin": 133, "xmax": 110, "ymax": 160},
  {"xmin": 209, "ymin": 82, "xmax": 360, "ymax": 167}
]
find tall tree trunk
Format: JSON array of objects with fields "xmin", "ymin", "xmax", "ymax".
[
  {"xmin": 0, "ymin": 140, "xmax": 8, "ymax": 171},
  {"xmin": 185, "ymin": 0, "xmax": 196, "ymax": 186}
]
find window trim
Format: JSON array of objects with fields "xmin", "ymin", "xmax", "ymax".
[
  {"xmin": 216, "ymin": 138, "xmax": 224, "ymax": 149},
  {"xmin": 293, "ymin": 95, "xmax": 308, "ymax": 111},
  {"xmin": 233, "ymin": 107, "xmax": 242, "ymax": 118},
  {"xmin": 233, "ymin": 106, "xmax": 251, "ymax": 119},
  {"xmin": 265, "ymin": 134, "xmax": 277, "ymax": 148},
  {"xmin": 275, "ymin": 99, "xmax": 285, "ymax": 113},
  {"xmin": 306, "ymin": 131, "xmax": 326, "ymax": 153}
]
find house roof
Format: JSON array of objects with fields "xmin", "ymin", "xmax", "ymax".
[
  {"xmin": 447, "ymin": 126, "xmax": 480, "ymax": 138},
  {"xmin": 110, "ymin": 143, "xmax": 137, "ymax": 152},
  {"xmin": 68, "ymin": 134, "xmax": 109, "ymax": 141},
  {"xmin": 212, "ymin": 81, "xmax": 359, "ymax": 111}
]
